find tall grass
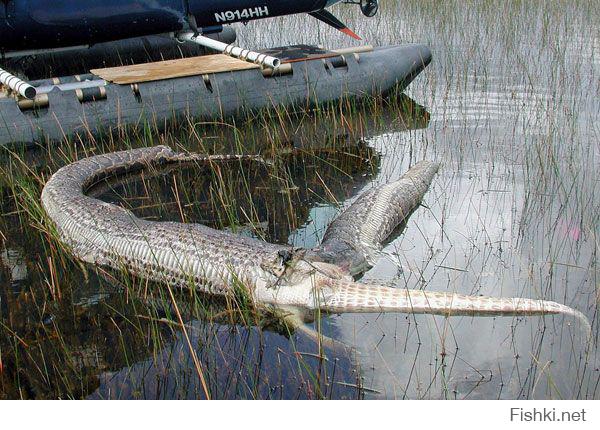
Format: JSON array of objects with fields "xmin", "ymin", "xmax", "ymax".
[
  {"xmin": 1, "ymin": 0, "xmax": 598, "ymax": 399},
  {"xmin": 0, "ymin": 88, "xmax": 425, "ymax": 399}
]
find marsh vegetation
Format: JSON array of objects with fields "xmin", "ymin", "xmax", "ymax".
[{"xmin": 1, "ymin": 0, "xmax": 598, "ymax": 399}]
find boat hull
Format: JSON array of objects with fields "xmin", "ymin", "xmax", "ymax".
[{"xmin": 0, "ymin": 44, "xmax": 431, "ymax": 148}]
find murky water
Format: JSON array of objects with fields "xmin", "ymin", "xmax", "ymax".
[{"xmin": 1, "ymin": 1, "xmax": 598, "ymax": 399}]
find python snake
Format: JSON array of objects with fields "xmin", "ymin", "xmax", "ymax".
[{"xmin": 40, "ymin": 145, "xmax": 589, "ymax": 333}]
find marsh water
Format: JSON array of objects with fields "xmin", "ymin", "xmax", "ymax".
[{"xmin": 1, "ymin": 1, "xmax": 599, "ymax": 399}]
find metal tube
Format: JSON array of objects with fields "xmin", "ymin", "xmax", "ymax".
[
  {"xmin": 76, "ymin": 86, "xmax": 107, "ymax": 103},
  {"xmin": 0, "ymin": 67, "xmax": 36, "ymax": 99},
  {"xmin": 332, "ymin": 45, "xmax": 374, "ymax": 55},
  {"xmin": 262, "ymin": 63, "xmax": 293, "ymax": 77},
  {"xmin": 34, "ymin": 79, "xmax": 107, "ymax": 95},
  {"xmin": 178, "ymin": 32, "xmax": 281, "ymax": 69},
  {"xmin": 17, "ymin": 94, "xmax": 49, "ymax": 111}
]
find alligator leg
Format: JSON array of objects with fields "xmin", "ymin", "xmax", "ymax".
[{"xmin": 278, "ymin": 306, "xmax": 354, "ymax": 355}]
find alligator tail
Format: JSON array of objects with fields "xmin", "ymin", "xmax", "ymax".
[{"xmin": 318, "ymin": 280, "xmax": 591, "ymax": 335}]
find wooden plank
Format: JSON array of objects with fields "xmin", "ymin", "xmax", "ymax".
[
  {"xmin": 90, "ymin": 45, "xmax": 370, "ymax": 85},
  {"xmin": 91, "ymin": 54, "xmax": 259, "ymax": 85}
]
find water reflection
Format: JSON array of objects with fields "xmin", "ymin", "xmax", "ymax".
[{"xmin": 93, "ymin": 142, "xmax": 379, "ymax": 246}]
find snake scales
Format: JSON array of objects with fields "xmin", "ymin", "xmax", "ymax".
[{"xmin": 40, "ymin": 145, "xmax": 589, "ymax": 334}]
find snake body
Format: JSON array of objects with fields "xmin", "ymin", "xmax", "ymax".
[
  {"xmin": 317, "ymin": 161, "xmax": 439, "ymax": 275},
  {"xmin": 41, "ymin": 146, "xmax": 589, "ymax": 331}
]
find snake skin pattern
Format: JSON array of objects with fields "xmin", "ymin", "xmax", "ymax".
[
  {"xmin": 40, "ymin": 146, "xmax": 590, "ymax": 331},
  {"xmin": 318, "ymin": 161, "xmax": 439, "ymax": 275}
]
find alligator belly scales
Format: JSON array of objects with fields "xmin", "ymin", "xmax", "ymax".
[{"xmin": 40, "ymin": 146, "xmax": 590, "ymax": 333}]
